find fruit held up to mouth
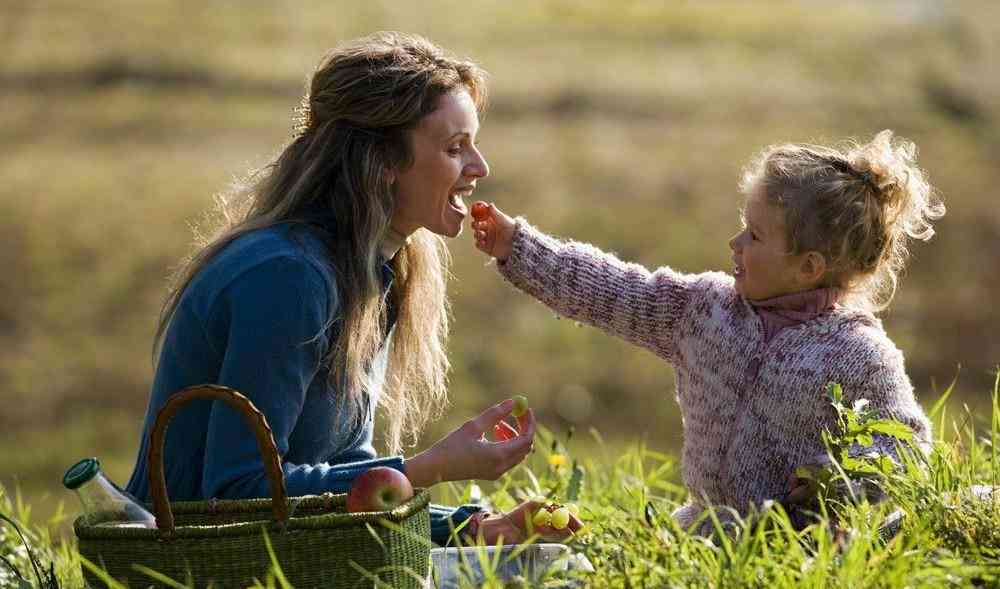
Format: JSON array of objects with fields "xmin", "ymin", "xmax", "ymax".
[{"xmin": 471, "ymin": 201, "xmax": 490, "ymax": 222}]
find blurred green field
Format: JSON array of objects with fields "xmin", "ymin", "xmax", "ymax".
[{"xmin": 2, "ymin": 0, "xmax": 998, "ymax": 533}]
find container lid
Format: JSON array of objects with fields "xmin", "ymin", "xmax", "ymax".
[{"xmin": 63, "ymin": 457, "xmax": 101, "ymax": 490}]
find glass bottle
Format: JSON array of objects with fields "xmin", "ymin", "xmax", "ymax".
[{"xmin": 62, "ymin": 457, "xmax": 157, "ymax": 528}]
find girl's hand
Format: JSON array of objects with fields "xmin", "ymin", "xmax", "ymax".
[
  {"xmin": 472, "ymin": 499, "xmax": 584, "ymax": 545},
  {"xmin": 404, "ymin": 399, "xmax": 536, "ymax": 487},
  {"xmin": 470, "ymin": 201, "xmax": 516, "ymax": 262},
  {"xmin": 785, "ymin": 465, "xmax": 822, "ymax": 506}
]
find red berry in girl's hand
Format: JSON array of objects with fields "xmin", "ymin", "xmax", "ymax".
[
  {"xmin": 493, "ymin": 420, "xmax": 519, "ymax": 442},
  {"xmin": 471, "ymin": 201, "xmax": 490, "ymax": 221}
]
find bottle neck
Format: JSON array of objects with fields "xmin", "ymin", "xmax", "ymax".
[{"xmin": 75, "ymin": 472, "xmax": 128, "ymax": 512}]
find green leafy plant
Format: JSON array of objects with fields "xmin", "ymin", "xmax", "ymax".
[{"xmin": 792, "ymin": 382, "xmax": 916, "ymax": 508}]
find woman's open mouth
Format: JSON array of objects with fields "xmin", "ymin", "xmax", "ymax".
[{"xmin": 448, "ymin": 189, "xmax": 473, "ymax": 216}]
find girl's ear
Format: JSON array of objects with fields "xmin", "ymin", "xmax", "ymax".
[{"xmin": 799, "ymin": 251, "xmax": 827, "ymax": 286}]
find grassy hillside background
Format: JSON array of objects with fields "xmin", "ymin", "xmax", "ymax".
[{"xmin": 1, "ymin": 0, "xmax": 998, "ymax": 533}]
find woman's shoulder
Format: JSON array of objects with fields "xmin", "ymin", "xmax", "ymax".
[{"xmin": 186, "ymin": 224, "xmax": 337, "ymax": 311}]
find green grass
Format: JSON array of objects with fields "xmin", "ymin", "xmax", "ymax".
[{"xmin": 3, "ymin": 377, "xmax": 1000, "ymax": 588}]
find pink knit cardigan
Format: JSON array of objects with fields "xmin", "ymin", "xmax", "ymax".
[{"xmin": 495, "ymin": 219, "xmax": 932, "ymax": 530}]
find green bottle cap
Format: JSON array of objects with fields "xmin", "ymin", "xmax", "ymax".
[{"xmin": 63, "ymin": 457, "xmax": 101, "ymax": 490}]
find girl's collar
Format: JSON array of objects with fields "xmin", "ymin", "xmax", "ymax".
[
  {"xmin": 747, "ymin": 287, "xmax": 844, "ymax": 343},
  {"xmin": 749, "ymin": 287, "xmax": 844, "ymax": 315}
]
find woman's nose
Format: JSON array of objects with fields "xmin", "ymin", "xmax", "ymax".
[
  {"xmin": 466, "ymin": 149, "xmax": 489, "ymax": 179},
  {"xmin": 729, "ymin": 233, "xmax": 740, "ymax": 251}
]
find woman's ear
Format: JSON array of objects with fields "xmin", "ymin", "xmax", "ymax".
[{"xmin": 799, "ymin": 251, "xmax": 827, "ymax": 287}]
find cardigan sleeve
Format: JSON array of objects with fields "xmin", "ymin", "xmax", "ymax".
[
  {"xmin": 201, "ymin": 256, "xmax": 404, "ymax": 500},
  {"xmin": 496, "ymin": 218, "xmax": 699, "ymax": 363}
]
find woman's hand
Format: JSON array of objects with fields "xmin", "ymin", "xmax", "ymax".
[
  {"xmin": 472, "ymin": 499, "xmax": 584, "ymax": 545},
  {"xmin": 404, "ymin": 399, "xmax": 535, "ymax": 488},
  {"xmin": 471, "ymin": 201, "xmax": 516, "ymax": 262}
]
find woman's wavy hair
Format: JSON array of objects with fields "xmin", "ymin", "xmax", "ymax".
[
  {"xmin": 740, "ymin": 130, "xmax": 945, "ymax": 313},
  {"xmin": 155, "ymin": 32, "xmax": 487, "ymax": 453}
]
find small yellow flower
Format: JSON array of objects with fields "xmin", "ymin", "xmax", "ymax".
[{"xmin": 548, "ymin": 453, "xmax": 568, "ymax": 469}]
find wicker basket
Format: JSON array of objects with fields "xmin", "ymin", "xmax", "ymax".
[{"xmin": 73, "ymin": 384, "xmax": 431, "ymax": 588}]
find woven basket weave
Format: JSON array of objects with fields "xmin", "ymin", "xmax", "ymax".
[{"xmin": 73, "ymin": 384, "xmax": 431, "ymax": 588}]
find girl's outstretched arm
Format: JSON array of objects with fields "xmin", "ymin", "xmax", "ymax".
[{"xmin": 471, "ymin": 202, "xmax": 698, "ymax": 363}]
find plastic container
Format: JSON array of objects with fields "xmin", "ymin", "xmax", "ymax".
[{"xmin": 429, "ymin": 543, "xmax": 593, "ymax": 588}]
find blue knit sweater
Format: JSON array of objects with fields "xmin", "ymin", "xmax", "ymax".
[{"xmin": 124, "ymin": 221, "xmax": 479, "ymax": 545}]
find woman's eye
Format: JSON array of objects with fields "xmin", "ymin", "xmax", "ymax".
[{"xmin": 447, "ymin": 145, "xmax": 462, "ymax": 155}]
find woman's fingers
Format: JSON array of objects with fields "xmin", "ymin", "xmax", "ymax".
[
  {"xmin": 514, "ymin": 406, "xmax": 534, "ymax": 433},
  {"xmin": 469, "ymin": 399, "xmax": 514, "ymax": 433}
]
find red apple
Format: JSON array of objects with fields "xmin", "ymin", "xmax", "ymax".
[{"xmin": 346, "ymin": 467, "xmax": 414, "ymax": 513}]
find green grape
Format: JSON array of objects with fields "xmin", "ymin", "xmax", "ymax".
[
  {"xmin": 565, "ymin": 503, "xmax": 579, "ymax": 517},
  {"xmin": 550, "ymin": 507, "xmax": 571, "ymax": 530},
  {"xmin": 532, "ymin": 509, "xmax": 552, "ymax": 527},
  {"xmin": 512, "ymin": 395, "xmax": 529, "ymax": 417}
]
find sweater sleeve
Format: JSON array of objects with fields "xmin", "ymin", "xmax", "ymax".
[
  {"xmin": 496, "ymin": 218, "xmax": 697, "ymax": 362},
  {"xmin": 201, "ymin": 256, "xmax": 404, "ymax": 500}
]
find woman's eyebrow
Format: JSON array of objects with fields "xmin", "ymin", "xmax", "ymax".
[{"xmin": 444, "ymin": 131, "xmax": 472, "ymax": 142}]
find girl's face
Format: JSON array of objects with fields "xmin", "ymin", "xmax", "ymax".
[
  {"xmin": 729, "ymin": 190, "xmax": 810, "ymax": 301},
  {"xmin": 391, "ymin": 89, "xmax": 489, "ymax": 238}
]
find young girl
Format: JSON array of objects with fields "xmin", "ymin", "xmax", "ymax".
[{"xmin": 471, "ymin": 130, "xmax": 944, "ymax": 532}]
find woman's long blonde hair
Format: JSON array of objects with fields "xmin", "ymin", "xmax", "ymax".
[
  {"xmin": 741, "ymin": 130, "xmax": 945, "ymax": 313},
  {"xmin": 155, "ymin": 32, "xmax": 487, "ymax": 453}
]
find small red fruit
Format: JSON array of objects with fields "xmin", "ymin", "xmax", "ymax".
[
  {"xmin": 346, "ymin": 466, "xmax": 414, "ymax": 513},
  {"xmin": 493, "ymin": 420, "xmax": 519, "ymax": 442},
  {"xmin": 471, "ymin": 201, "xmax": 490, "ymax": 221}
]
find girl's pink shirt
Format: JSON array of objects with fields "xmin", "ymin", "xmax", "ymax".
[{"xmin": 749, "ymin": 287, "xmax": 844, "ymax": 343}]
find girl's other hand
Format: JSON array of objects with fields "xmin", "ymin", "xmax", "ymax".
[
  {"xmin": 405, "ymin": 399, "xmax": 535, "ymax": 487},
  {"xmin": 470, "ymin": 201, "xmax": 515, "ymax": 262},
  {"xmin": 472, "ymin": 499, "xmax": 584, "ymax": 545}
]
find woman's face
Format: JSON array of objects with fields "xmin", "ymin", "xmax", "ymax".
[{"xmin": 391, "ymin": 89, "xmax": 489, "ymax": 238}]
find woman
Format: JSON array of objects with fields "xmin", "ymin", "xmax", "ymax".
[{"xmin": 124, "ymin": 32, "xmax": 578, "ymax": 545}]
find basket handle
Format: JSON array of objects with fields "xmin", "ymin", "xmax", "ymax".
[{"xmin": 147, "ymin": 384, "xmax": 289, "ymax": 533}]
